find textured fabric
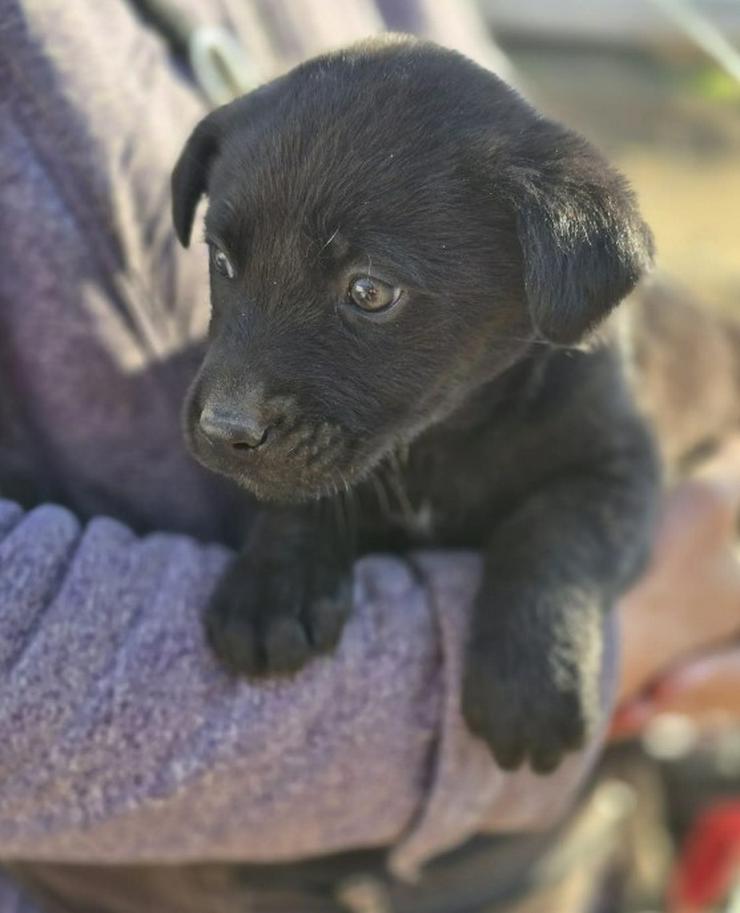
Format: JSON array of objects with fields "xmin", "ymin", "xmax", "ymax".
[{"xmin": 0, "ymin": 0, "xmax": 615, "ymax": 910}]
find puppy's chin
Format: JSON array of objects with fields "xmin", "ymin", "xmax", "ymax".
[
  {"xmin": 184, "ymin": 420, "xmax": 385, "ymax": 504},
  {"xmin": 189, "ymin": 450, "xmax": 366, "ymax": 504},
  {"xmin": 227, "ymin": 472, "xmax": 335, "ymax": 505}
]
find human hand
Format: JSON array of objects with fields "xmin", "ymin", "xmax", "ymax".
[{"xmin": 612, "ymin": 437, "xmax": 740, "ymax": 738}]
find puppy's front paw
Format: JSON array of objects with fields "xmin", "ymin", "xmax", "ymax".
[
  {"xmin": 462, "ymin": 622, "xmax": 602, "ymax": 774},
  {"xmin": 206, "ymin": 554, "xmax": 352, "ymax": 677}
]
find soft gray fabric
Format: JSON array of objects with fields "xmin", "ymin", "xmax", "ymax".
[{"xmin": 0, "ymin": 0, "xmax": 615, "ymax": 909}]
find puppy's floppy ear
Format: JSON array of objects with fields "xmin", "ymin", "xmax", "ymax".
[
  {"xmin": 508, "ymin": 122, "xmax": 654, "ymax": 344},
  {"xmin": 171, "ymin": 112, "xmax": 223, "ymax": 247},
  {"xmin": 171, "ymin": 81, "xmax": 285, "ymax": 247}
]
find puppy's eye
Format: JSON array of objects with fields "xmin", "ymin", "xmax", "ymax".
[
  {"xmin": 210, "ymin": 245, "xmax": 235, "ymax": 280},
  {"xmin": 348, "ymin": 276, "xmax": 401, "ymax": 312}
]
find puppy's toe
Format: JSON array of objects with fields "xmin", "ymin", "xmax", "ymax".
[
  {"xmin": 462, "ymin": 672, "xmax": 527, "ymax": 770},
  {"xmin": 530, "ymin": 742, "xmax": 567, "ymax": 776},
  {"xmin": 205, "ymin": 598, "xmax": 262, "ymax": 676},
  {"xmin": 205, "ymin": 555, "xmax": 353, "ymax": 678},
  {"xmin": 203, "ymin": 558, "xmax": 301, "ymax": 677},
  {"xmin": 263, "ymin": 615, "xmax": 311, "ymax": 674},
  {"xmin": 306, "ymin": 578, "xmax": 352, "ymax": 652},
  {"xmin": 462, "ymin": 644, "xmax": 595, "ymax": 774}
]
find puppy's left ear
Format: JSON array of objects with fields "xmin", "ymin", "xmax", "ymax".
[
  {"xmin": 508, "ymin": 122, "xmax": 654, "ymax": 344},
  {"xmin": 171, "ymin": 112, "xmax": 224, "ymax": 247}
]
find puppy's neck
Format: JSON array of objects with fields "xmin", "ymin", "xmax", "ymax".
[{"xmin": 432, "ymin": 347, "xmax": 549, "ymax": 435}]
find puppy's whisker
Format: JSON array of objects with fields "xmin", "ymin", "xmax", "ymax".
[
  {"xmin": 345, "ymin": 480, "xmax": 359, "ymax": 557},
  {"xmin": 370, "ymin": 472, "xmax": 392, "ymax": 519},
  {"xmin": 379, "ymin": 453, "xmax": 417, "ymax": 529},
  {"xmin": 314, "ymin": 226, "xmax": 341, "ymax": 262},
  {"xmin": 393, "ymin": 477, "xmax": 416, "ymax": 525},
  {"xmin": 348, "ymin": 491, "xmax": 359, "ymax": 559},
  {"xmin": 338, "ymin": 486, "xmax": 357, "ymax": 562},
  {"xmin": 491, "ymin": 332, "xmax": 584, "ymax": 353},
  {"xmin": 394, "ymin": 442, "xmax": 410, "ymax": 468},
  {"xmin": 328, "ymin": 481, "xmax": 357, "ymax": 562}
]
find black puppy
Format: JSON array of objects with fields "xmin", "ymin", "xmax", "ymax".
[{"xmin": 171, "ymin": 36, "xmax": 659, "ymax": 773}]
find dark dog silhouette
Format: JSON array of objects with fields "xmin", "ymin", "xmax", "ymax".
[{"xmin": 172, "ymin": 36, "xmax": 659, "ymax": 773}]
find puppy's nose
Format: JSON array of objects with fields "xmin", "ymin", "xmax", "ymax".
[{"xmin": 199, "ymin": 406, "xmax": 271, "ymax": 450}]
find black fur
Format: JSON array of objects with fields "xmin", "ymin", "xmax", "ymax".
[{"xmin": 172, "ymin": 36, "xmax": 659, "ymax": 773}]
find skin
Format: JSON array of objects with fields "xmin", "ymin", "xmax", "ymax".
[{"xmin": 612, "ymin": 437, "xmax": 740, "ymax": 738}]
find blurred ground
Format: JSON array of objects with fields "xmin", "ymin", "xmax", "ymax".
[{"xmin": 499, "ymin": 44, "xmax": 740, "ymax": 316}]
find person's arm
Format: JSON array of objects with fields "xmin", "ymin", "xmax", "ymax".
[
  {"xmin": 0, "ymin": 496, "xmax": 610, "ymax": 877},
  {"xmin": 0, "ymin": 497, "xmax": 428, "ymax": 863},
  {"xmin": 612, "ymin": 437, "xmax": 740, "ymax": 737}
]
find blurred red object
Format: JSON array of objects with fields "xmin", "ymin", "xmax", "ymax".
[{"xmin": 669, "ymin": 801, "xmax": 740, "ymax": 912}]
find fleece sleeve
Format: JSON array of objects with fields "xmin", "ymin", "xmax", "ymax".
[{"xmin": 0, "ymin": 498, "xmax": 611, "ymax": 880}]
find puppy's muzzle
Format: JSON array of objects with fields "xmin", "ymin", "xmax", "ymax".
[{"xmin": 187, "ymin": 383, "xmax": 354, "ymax": 500}]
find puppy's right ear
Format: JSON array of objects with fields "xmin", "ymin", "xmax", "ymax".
[
  {"xmin": 171, "ymin": 113, "xmax": 223, "ymax": 247},
  {"xmin": 172, "ymin": 80, "xmax": 286, "ymax": 246}
]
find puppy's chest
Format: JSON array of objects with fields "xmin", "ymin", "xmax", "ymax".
[
  {"xmin": 380, "ymin": 492, "xmax": 438, "ymax": 543},
  {"xmin": 360, "ymin": 435, "xmax": 525, "ymax": 550}
]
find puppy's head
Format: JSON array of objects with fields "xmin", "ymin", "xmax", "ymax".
[{"xmin": 173, "ymin": 36, "xmax": 653, "ymax": 502}]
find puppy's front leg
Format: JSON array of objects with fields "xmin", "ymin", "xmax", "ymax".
[
  {"xmin": 207, "ymin": 505, "xmax": 354, "ymax": 676},
  {"xmin": 463, "ymin": 440, "xmax": 659, "ymax": 773}
]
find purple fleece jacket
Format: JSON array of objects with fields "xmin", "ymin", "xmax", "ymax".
[{"xmin": 0, "ymin": 0, "xmax": 615, "ymax": 908}]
